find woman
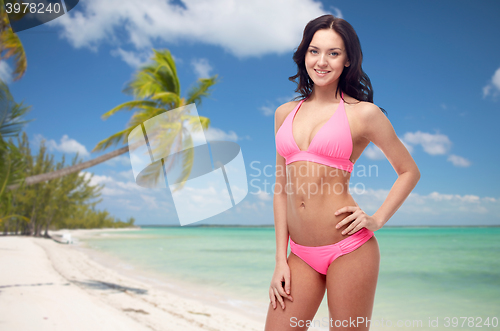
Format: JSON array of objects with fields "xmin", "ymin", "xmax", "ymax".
[{"xmin": 265, "ymin": 15, "xmax": 420, "ymax": 330}]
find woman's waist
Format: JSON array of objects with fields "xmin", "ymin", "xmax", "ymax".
[
  {"xmin": 286, "ymin": 195, "xmax": 360, "ymax": 246},
  {"xmin": 286, "ymin": 188, "xmax": 355, "ymax": 208},
  {"xmin": 285, "ymin": 176, "xmax": 352, "ymax": 197}
]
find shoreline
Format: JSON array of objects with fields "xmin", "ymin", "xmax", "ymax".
[
  {"xmin": 0, "ymin": 229, "xmax": 266, "ymax": 331},
  {"xmin": 65, "ymin": 228, "xmax": 269, "ymax": 322}
]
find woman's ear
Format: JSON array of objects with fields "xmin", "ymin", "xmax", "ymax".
[{"xmin": 345, "ymin": 60, "xmax": 350, "ymax": 68}]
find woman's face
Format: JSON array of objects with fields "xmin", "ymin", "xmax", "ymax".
[{"xmin": 305, "ymin": 28, "xmax": 350, "ymax": 88}]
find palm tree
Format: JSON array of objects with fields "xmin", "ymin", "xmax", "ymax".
[
  {"xmin": 0, "ymin": 80, "xmax": 31, "ymax": 230},
  {"xmin": 0, "ymin": 138, "xmax": 30, "ymax": 231},
  {"xmin": 0, "ymin": 0, "xmax": 27, "ymax": 81},
  {"xmin": 8, "ymin": 49, "xmax": 218, "ymax": 191},
  {"xmin": 0, "ymin": 79, "xmax": 32, "ymax": 136}
]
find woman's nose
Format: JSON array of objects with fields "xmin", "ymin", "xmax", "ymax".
[{"xmin": 317, "ymin": 54, "xmax": 327, "ymax": 66}]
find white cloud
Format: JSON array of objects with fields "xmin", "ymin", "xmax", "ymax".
[
  {"xmin": 110, "ymin": 48, "xmax": 153, "ymax": 68},
  {"xmin": 447, "ymin": 154, "xmax": 471, "ymax": 167},
  {"xmin": 190, "ymin": 126, "xmax": 240, "ymax": 144},
  {"xmin": 364, "ymin": 144, "xmax": 385, "ymax": 160},
  {"xmin": 85, "ymin": 173, "xmax": 114, "ymax": 186},
  {"xmin": 80, "ymin": 170, "xmax": 151, "ymax": 196},
  {"xmin": 403, "ymin": 131, "xmax": 451, "ymax": 155},
  {"xmin": 78, "ymin": 171, "xmax": 173, "ymax": 217},
  {"xmin": 205, "ymin": 127, "xmax": 240, "ymax": 141},
  {"xmin": 191, "ymin": 58, "xmax": 212, "ymax": 78},
  {"xmin": 256, "ymin": 190, "xmax": 272, "ymax": 201},
  {"xmin": 35, "ymin": 134, "xmax": 90, "ymax": 158},
  {"xmin": 79, "ymin": 172, "xmax": 127, "ymax": 196},
  {"xmin": 79, "ymin": 171, "xmax": 93, "ymax": 183},
  {"xmin": 425, "ymin": 191, "xmax": 484, "ymax": 203},
  {"xmin": 352, "ymin": 188, "xmax": 498, "ymax": 217},
  {"xmin": 0, "ymin": 60, "xmax": 12, "ymax": 83},
  {"xmin": 330, "ymin": 7, "xmax": 343, "ymax": 19},
  {"xmin": 401, "ymin": 131, "xmax": 471, "ymax": 168},
  {"xmin": 260, "ymin": 106, "xmax": 275, "ymax": 117},
  {"xmin": 483, "ymin": 67, "xmax": 500, "ymax": 98},
  {"xmin": 47, "ymin": 0, "xmax": 328, "ymax": 58}
]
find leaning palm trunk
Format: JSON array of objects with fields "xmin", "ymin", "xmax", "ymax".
[
  {"xmin": 7, "ymin": 49, "xmax": 217, "ymax": 192},
  {"xmin": 7, "ymin": 146, "xmax": 129, "ymax": 190}
]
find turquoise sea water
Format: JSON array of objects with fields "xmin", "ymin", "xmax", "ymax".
[{"xmin": 78, "ymin": 227, "xmax": 500, "ymax": 330}]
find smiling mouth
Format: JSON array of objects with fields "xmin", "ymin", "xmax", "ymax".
[{"xmin": 314, "ymin": 69, "xmax": 330, "ymax": 74}]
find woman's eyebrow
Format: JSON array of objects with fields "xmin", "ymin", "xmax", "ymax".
[{"xmin": 309, "ymin": 45, "xmax": 342, "ymax": 51}]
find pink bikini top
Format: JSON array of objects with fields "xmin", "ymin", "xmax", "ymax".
[{"xmin": 275, "ymin": 92, "xmax": 354, "ymax": 173}]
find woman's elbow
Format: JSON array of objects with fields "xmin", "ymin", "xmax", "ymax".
[
  {"xmin": 413, "ymin": 165, "xmax": 421, "ymax": 185},
  {"xmin": 398, "ymin": 164, "xmax": 420, "ymax": 186}
]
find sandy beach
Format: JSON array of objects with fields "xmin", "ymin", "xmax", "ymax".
[{"xmin": 0, "ymin": 229, "xmax": 266, "ymax": 331}]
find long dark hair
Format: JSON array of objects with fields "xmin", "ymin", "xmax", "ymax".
[{"xmin": 289, "ymin": 14, "xmax": 386, "ymax": 115}]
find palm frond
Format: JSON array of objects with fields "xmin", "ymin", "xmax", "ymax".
[
  {"xmin": 123, "ymin": 68, "xmax": 163, "ymax": 99},
  {"xmin": 151, "ymin": 49, "xmax": 180, "ymax": 95},
  {"xmin": 127, "ymin": 106, "xmax": 172, "ymax": 127},
  {"xmin": 122, "ymin": 49, "xmax": 181, "ymax": 100},
  {"xmin": 101, "ymin": 100, "xmax": 157, "ymax": 120},
  {"xmin": 186, "ymin": 75, "xmax": 219, "ymax": 107},
  {"xmin": 183, "ymin": 115, "xmax": 210, "ymax": 131},
  {"xmin": 0, "ymin": 20, "xmax": 27, "ymax": 81},
  {"xmin": 0, "ymin": 80, "xmax": 32, "ymax": 137},
  {"xmin": 150, "ymin": 91, "xmax": 180, "ymax": 106},
  {"xmin": 92, "ymin": 127, "xmax": 134, "ymax": 153}
]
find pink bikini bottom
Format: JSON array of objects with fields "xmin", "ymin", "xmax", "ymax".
[{"xmin": 289, "ymin": 227, "xmax": 375, "ymax": 275}]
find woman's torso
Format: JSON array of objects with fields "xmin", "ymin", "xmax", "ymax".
[{"xmin": 278, "ymin": 94, "xmax": 371, "ymax": 247}]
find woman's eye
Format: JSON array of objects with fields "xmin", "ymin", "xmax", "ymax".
[{"xmin": 309, "ymin": 50, "xmax": 338, "ymax": 56}]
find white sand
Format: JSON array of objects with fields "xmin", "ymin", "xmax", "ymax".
[{"xmin": 0, "ymin": 230, "xmax": 266, "ymax": 331}]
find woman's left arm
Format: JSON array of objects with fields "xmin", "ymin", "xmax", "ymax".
[{"xmin": 336, "ymin": 103, "xmax": 421, "ymax": 233}]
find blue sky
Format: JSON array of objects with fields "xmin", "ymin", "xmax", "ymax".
[{"xmin": 2, "ymin": 0, "xmax": 500, "ymax": 226}]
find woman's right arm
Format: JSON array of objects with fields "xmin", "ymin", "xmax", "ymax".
[{"xmin": 269, "ymin": 104, "xmax": 294, "ymax": 310}]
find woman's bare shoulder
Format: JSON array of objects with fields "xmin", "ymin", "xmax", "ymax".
[
  {"xmin": 274, "ymin": 100, "xmax": 301, "ymax": 130},
  {"xmin": 343, "ymin": 94, "xmax": 383, "ymax": 121},
  {"xmin": 275, "ymin": 100, "xmax": 301, "ymax": 117}
]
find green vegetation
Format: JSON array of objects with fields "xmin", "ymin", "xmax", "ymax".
[
  {"xmin": 0, "ymin": 0, "xmax": 27, "ymax": 81},
  {"xmin": 2, "ymin": 131, "xmax": 136, "ymax": 236}
]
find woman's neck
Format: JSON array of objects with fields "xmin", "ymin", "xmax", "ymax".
[{"xmin": 309, "ymin": 82, "xmax": 342, "ymax": 104}]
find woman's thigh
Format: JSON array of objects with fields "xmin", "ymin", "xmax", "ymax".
[
  {"xmin": 265, "ymin": 252, "xmax": 327, "ymax": 331},
  {"xmin": 326, "ymin": 236, "xmax": 380, "ymax": 330}
]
